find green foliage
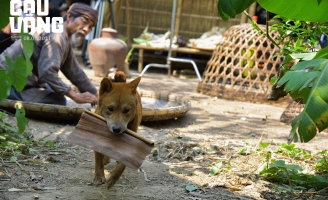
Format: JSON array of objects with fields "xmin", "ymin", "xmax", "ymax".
[
  {"xmin": 316, "ymin": 150, "xmax": 328, "ymax": 173},
  {"xmin": 259, "ymin": 159, "xmax": 328, "ymax": 191},
  {"xmin": 237, "ymin": 147, "xmax": 248, "ymax": 155},
  {"xmin": 0, "ymin": 112, "xmax": 20, "ymax": 135},
  {"xmin": 277, "ymin": 56, "xmax": 328, "ymax": 142},
  {"xmin": 217, "ymin": 0, "xmax": 255, "ymax": 21},
  {"xmin": 255, "ymin": 143, "xmax": 328, "ymax": 191},
  {"xmin": 0, "ymin": 0, "xmax": 10, "ymax": 28},
  {"xmin": 217, "ymin": 0, "xmax": 328, "ymax": 22},
  {"xmin": 270, "ymin": 18, "xmax": 328, "ymax": 55},
  {"xmin": 20, "ymin": 33, "xmax": 34, "ymax": 76},
  {"xmin": 15, "ymin": 105, "xmax": 27, "ymax": 134},
  {"xmin": 275, "ymin": 143, "xmax": 311, "ymax": 159},
  {"xmin": 0, "ymin": 68, "xmax": 11, "ymax": 102},
  {"xmin": 257, "ymin": 0, "xmax": 328, "ymax": 22},
  {"xmin": 0, "ymin": 1, "xmax": 33, "ymax": 151},
  {"xmin": 259, "ymin": 141, "xmax": 269, "ymax": 149},
  {"xmin": 217, "ymin": 0, "xmax": 328, "ymax": 143},
  {"xmin": 209, "ymin": 161, "xmax": 223, "ymax": 176},
  {"xmin": 125, "ymin": 38, "xmax": 150, "ymax": 65},
  {"xmin": 5, "ymin": 55, "xmax": 29, "ymax": 91}
]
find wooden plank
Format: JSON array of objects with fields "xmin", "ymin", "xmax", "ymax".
[
  {"xmin": 66, "ymin": 112, "xmax": 154, "ymax": 170},
  {"xmin": 132, "ymin": 44, "xmax": 213, "ymax": 56}
]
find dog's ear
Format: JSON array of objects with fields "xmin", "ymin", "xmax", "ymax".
[
  {"xmin": 99, "ymin": 77, "xmax": 113, "ymax": 96},
  {"xmin": 129, "ymin": 76, "xmax": 141, "ymax": 94}
]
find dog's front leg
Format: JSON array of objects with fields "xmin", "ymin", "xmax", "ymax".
[
  {"xmin": 106, "ymin": 162, "xmax": 126, "ymax": 189},
  {"xmin": 93, "ymin": 151, "xmax": 106, "ymax": 185}
]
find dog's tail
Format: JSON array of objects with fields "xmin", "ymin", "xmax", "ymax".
[{"xmin": 114, "ymin": 71, "xmax": 126, "ymax": 83}]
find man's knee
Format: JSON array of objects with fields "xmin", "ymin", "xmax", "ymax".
[
  {"xmin": 39, "ymin": 93, "xmax": 67, "ymax": 105},
  {"xmin": 7, "ymin": 87, "xmax": 23, "ymax": 101}
]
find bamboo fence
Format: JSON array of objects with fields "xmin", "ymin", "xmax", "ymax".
[{"xmin": 109, "ymin": 0, "xmax": 250, "ymax": 45}]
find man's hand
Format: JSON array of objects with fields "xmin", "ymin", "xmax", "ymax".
[
  {"xmin": 2, "ymin": 23, "xmax": 11, "ymax": 35},
  {"xmin": 66, "ymin": 90, "xmax": 98, "ymax": 106}
]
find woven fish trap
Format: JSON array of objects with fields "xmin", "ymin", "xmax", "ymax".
[{"xmin": 197, "ymin": 23, "xmax": 284, "ymax": 103}]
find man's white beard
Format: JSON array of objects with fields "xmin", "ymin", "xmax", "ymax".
[{"xmin": 71, "ymin": 30, "xmax": 86, "ymax": 47}]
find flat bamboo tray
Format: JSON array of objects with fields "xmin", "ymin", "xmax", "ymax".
[{"xmin": 0, "ymin": 91, "xmax": 191, "ymax": 122}]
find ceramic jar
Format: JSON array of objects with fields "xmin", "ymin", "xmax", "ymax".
[{"xmin": 88, "ymin": 28, "xmax": 128, "ymax": 77}]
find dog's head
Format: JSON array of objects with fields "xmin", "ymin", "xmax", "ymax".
[{"xmin": 97, "ymin": 76, "xmax": 141, "ymax": 134}]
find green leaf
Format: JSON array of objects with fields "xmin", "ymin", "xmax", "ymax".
[
  {"xmin": 210, "ymin": 162, "xmax": 223, "ymax": 176},
  {"xmin": 277, "ymin": 59, "xmax": 328, "ymax": 105},
  {"xmin": 19, "ymin": 33, "xmax": 34, "ymax": 76},
  {"xmin": 0, "ymin": 141, "xmax": 9, "ymax": 147},
  {"xmin": 186, "ymin": 184, "xmax": 198, "ymax": 192},
  {"xmin": 270, "ymin": 160, "xmax": 303, "ymax": 173},
  {"xmin": 217, "ymin": 0, "xmax": 328, "ymax": 22},
  {"xmin": 291, "ymin": 58, "xmax": 328, "ymax": 71},
  {"xmin": 257, "ymin": 163, "xmax": 268, "ymax": 174},
  {"xmin": 217, "ymin": 0, "xmax": 255, "ymax": 21},
  {"xmin": 270, "ymin": 160, "xmax": 286, "ymax": 168},
  {"xmin": 257, "ymin": 0, "xmax": 328, "ymax": 22},
  {"xmin": 3, "ymin": 122, "xmax": 18, "ymax": 133},
  {"xmin": 9, "ymin": 156, "xmax": 17, "ymax": 162},
  {"xmin": 259, "ymin": 142, "xmax": 269, "ymax": 149},
  {"xmin": 278, "ymin": 70, "xmax": 320, "ymax": 94},
  {"xmin": 269, "ymin": 76, "xmax": 277, "ymax": 85},
  {"xmin": 316, "ymin": 175, "xmax": 328, "ymax": 183},
  {"xmin": 0, "ymin": 68, "xmax": 11, "ymax": 103},
  {"xmin": 15, "ymin": 105, "xmax": 27, "ymax": 135},
  {"xmin": 280, "ymin": 143, "xmax": 295, "ymax": 151},
  {"xmin": 314, "ymin": 46, "xmax": 328, "ymax": 59},
  {"xmin": 0, "ymin": 0, "xmax": 10, "ymax": 29},
  {"xmin": 5, "ymin": 55, "xmax": 28, "ymax": 92},
  {"xmin": 238, "ymin": 147, "xmax": 248, "ymax": 155},
  {"xmin": 289, "ymin": 52, "xmax": 316, "ymax": 61},
  {"xmin": 45, "ymin": 141, "xmax": 55, "ymax": 147},
  {"xmin": 133, "ymin": 38, "xmax": 151, "ymax": 46},
  {"xmin": 288, "ymin": 62, "xmax": 328, "ymax": 142},
  {"xmin": 28, "ymin": 148, "xmax": 38, "ymax": 152}
]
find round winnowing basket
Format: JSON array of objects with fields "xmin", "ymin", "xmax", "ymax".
[
  {"xmin": 0, "ymin": 91, "xmax": 191, "ymax": 122},
  {"xmin": 139, "ymin": 91, "xmax": 191, "ymax": 121},
  {"xmin": 197, "ymin": 23, "xmax": 284, "ymax": 103}
]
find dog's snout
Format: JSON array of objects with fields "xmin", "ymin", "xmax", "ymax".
[{"xmin": 112, "ymin": 126, "xmax": 122, "ymax": 133}]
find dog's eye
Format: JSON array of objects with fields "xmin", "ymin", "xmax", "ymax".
[
  {"xmin": 107, "ymin": 107, "xmax": 114, "ymax": 112},
  {"xmin": 123, "ymin": 109, "xmax": 130, "ymax": 114}
]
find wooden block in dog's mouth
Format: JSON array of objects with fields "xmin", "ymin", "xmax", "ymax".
[{"xmin": 66, "ymin": 111, "xmax": 154, "ymax": 170}]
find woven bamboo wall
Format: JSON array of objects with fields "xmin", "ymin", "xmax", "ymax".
[
  {"xmin": 114, "ymin": 0, "xmax": 243, "ymax": 45},
  {"xmin": 196, "ymin": 23, "xmax": 285, "ymax": 103}
]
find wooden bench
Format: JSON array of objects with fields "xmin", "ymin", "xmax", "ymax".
[{"xmin": 132, "ymin": 44, "xmax": 213, "ymax": 72}]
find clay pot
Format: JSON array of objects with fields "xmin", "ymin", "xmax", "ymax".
[{"xmin": 88, "ymin": 28, "xmax": 128, "ymax": 77}]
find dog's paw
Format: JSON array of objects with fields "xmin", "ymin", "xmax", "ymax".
[{"xmin": 93, "ymin": 176, "xmax": 106, "ymax": 185}]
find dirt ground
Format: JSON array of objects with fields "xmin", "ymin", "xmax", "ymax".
[{"xmin": 1, "ymin": 64, "xmax": 328, "ymax": 200}]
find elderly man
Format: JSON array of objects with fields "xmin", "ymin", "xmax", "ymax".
[{"xmin": 0, "ymin": 3, "xmax": 98, "ymax": 106}]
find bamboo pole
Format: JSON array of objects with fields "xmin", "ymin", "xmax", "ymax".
[
  {"xmin": 101, "ymin": 1, "xmax": 110, "ymax": 28},
  {"xmin": 114, "ymin": 0, "xmax": 122, "ymax": 30},
  {"xmin": 125, "ymin": 0, "xmax": 131, "ymax": 46},
  {"xmin": 174, "ymin": 0, "xmax": 183, "ymax": 37}
]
